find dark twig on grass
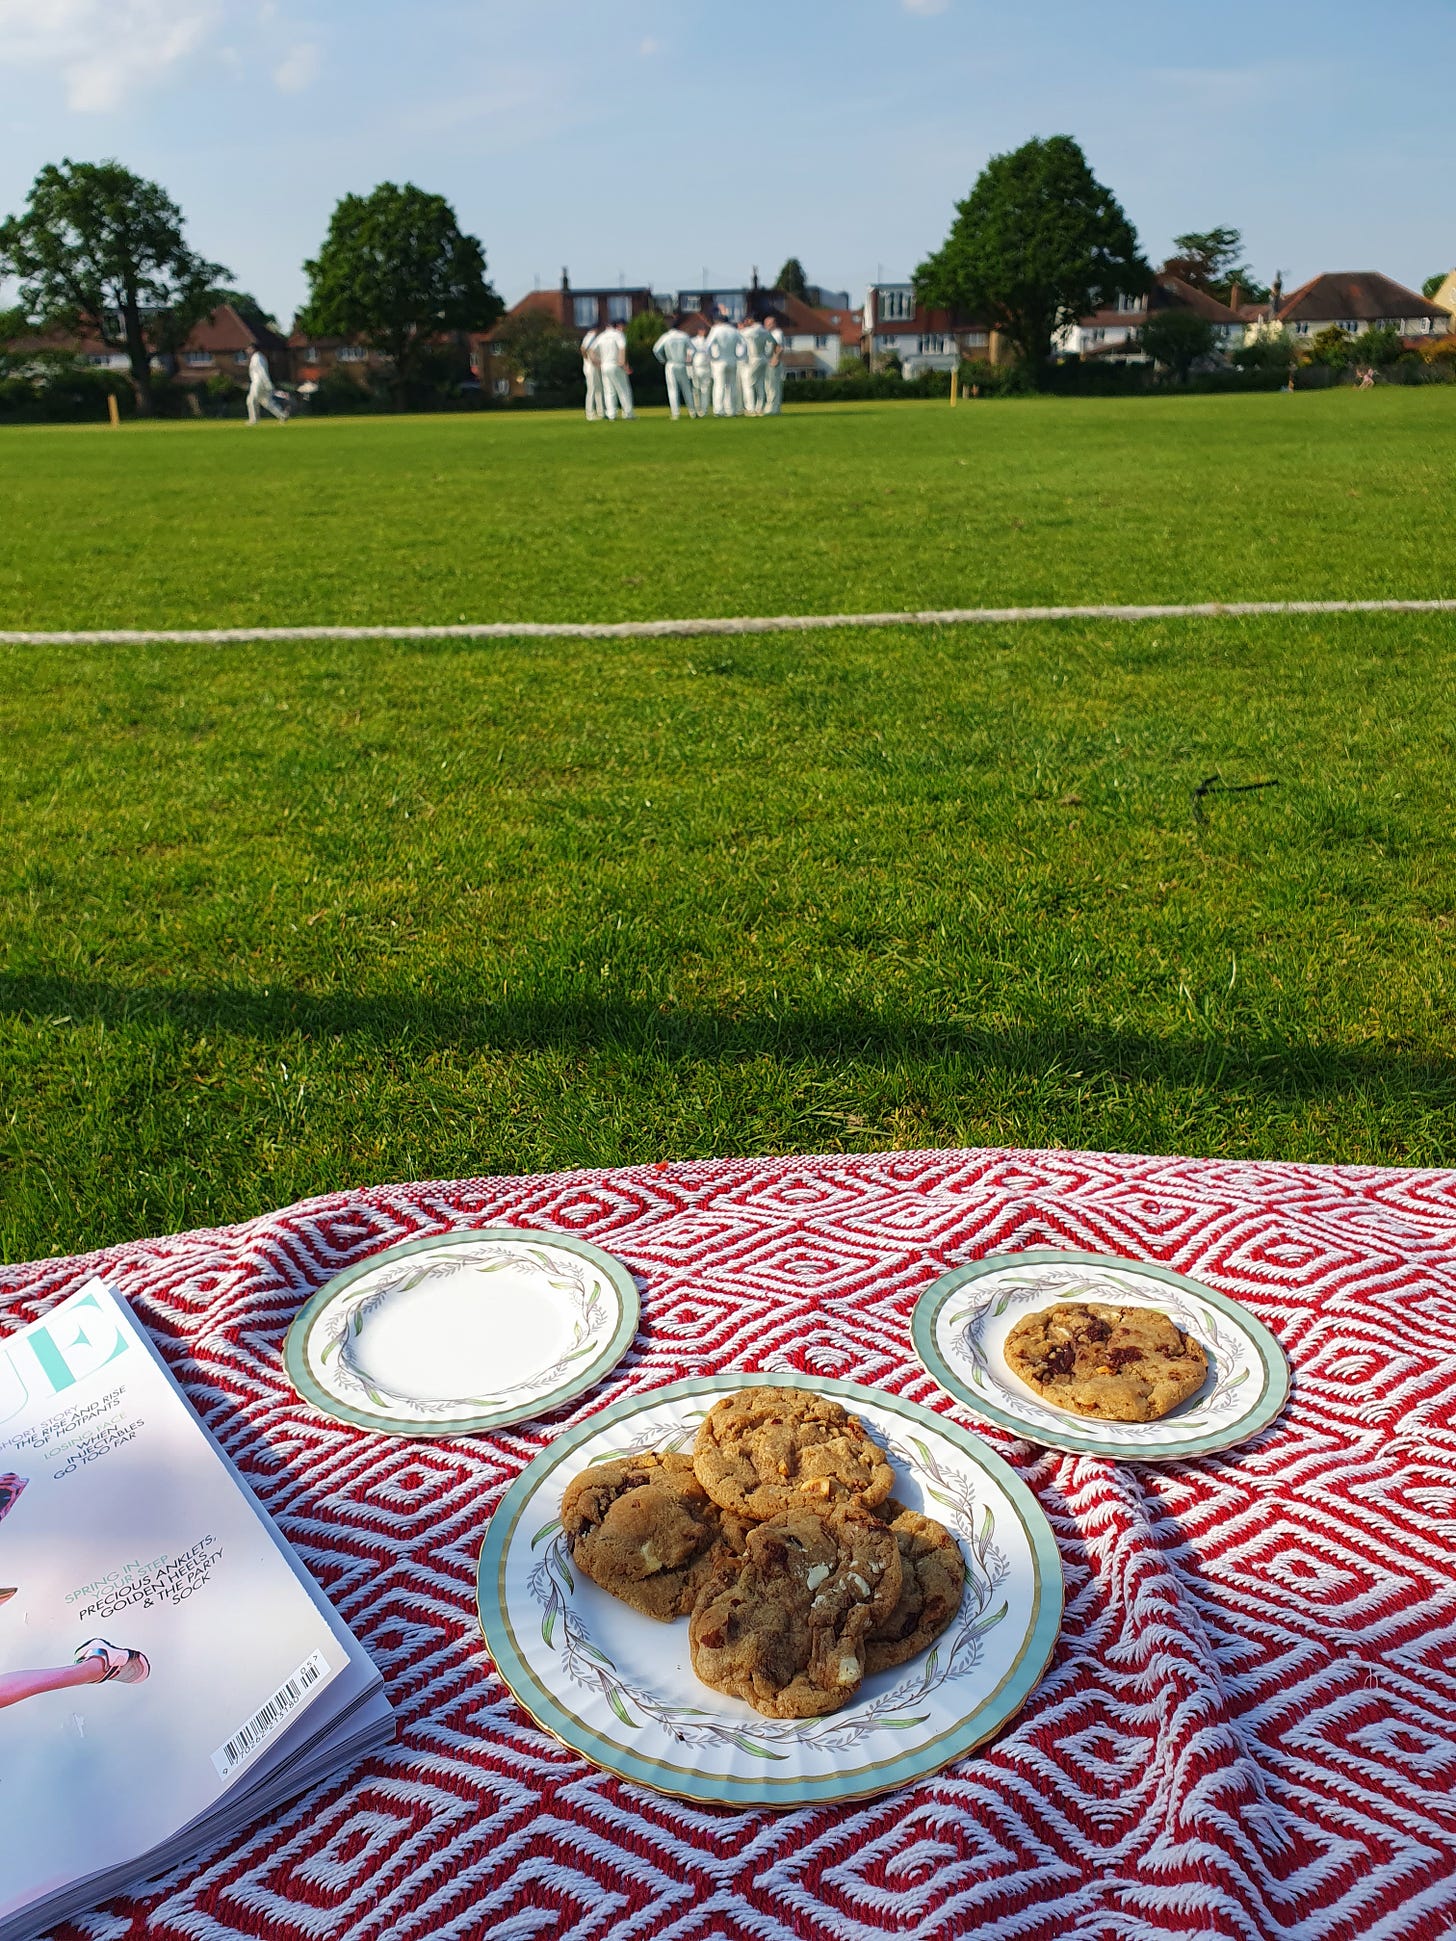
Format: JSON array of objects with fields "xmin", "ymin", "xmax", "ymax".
[{"xmin": 1191, "ymin": 774, "xmax": 1280, "ymax": 825}]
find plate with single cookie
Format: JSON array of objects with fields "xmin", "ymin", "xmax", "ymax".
[
  {"xmin": 912, "ymin": 1249, "xmax": 1290, "ymax": 1459},
  {"xmin": 476, "ymin": 1374, "xmax": 1062, "ymax": 1806}
]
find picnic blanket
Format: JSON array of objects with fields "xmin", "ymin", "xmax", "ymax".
[{"xmin": 5, "ymin": 1145, "xmax": 1455, "ymax": 1941}]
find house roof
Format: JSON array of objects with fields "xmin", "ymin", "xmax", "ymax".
[
  {"xmin": 1276, "ymin": 272, "xmax": 1448, "ymax": 325},
  {"xmin": 782, "ymin": 349, "xmax": 825, "ymax": 371},
  {"xmin": 185, "ymin": 303, "xmax": 285, "ymax": 353},
  {"xmin": 1147, "ymin": 274, "xmax": 1244, "ymax": 324}
]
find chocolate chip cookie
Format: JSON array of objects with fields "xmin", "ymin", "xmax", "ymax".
[
  {"xmin": 866, "ymin": 1506, "xmax": 966, "ymax": 1673},
  {"xmin": 691, "ymin": 1387, "xmax": 895, "ymax": 1521},
  {"xmin": 689, "ymin": 1506, "xmax": 903, "ymax": 1718},
  {"xmin": 561, "ymin": 1451, "xmax": 742, "ymax": 1622},
  {"xmin": 1003, "ymin": 1301, "xmax": 1208, "ymax": 1422}
]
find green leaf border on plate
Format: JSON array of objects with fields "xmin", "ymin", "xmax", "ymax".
[
  {"xmin": 911, "ymin": 1249, "xmax": 1291, "ymax": 1461},
  {"xmin": 282, "ymin": 1227, "xmax": 640, "ymax": 1438}
]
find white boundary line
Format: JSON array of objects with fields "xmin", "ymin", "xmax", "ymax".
[{"xmin": 2, "ymin": 597, "xmax": 1454, "ymax": 646}]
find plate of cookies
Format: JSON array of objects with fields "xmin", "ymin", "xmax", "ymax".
[
  {"xmin": 476, "ymin": 1374, "xmax": 1062, "ymax": 1806},
  {"xmin": 912, "ymin": 1250, "xmax": 1290, "ymax": 1459}
]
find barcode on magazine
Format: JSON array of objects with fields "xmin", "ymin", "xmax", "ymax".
[{"xmin": 212, "ymin": 1649, "xmax": 328, "ymax": 1777}]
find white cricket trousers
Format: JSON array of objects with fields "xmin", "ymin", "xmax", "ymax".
[
  {"xmin": 665, "ymin": 364, "xmax": 694, "ymax": 418},
  {"xmin": 764, "ymin": 365, "xmax": 784, "ymax": 415},
  {"xmin": 584, "ymin": 363, "xmax": 604, "ymax": 420},
  {"xmin": 602, "ymin": 367, "xmax": 634, "ymax": 419},
  {"xmin": 247, "ymin": 384, "xmax": 285, "ymax": 423},
  {"xmin": 741, "ymin": 359, "xmax": 766, "ymax": 415},
  {"xmin": 691, "ymin": 369, "xmax": 712, "ymax": 417},
  {"xmin": 711, "ymin": 363, "xmax": 740, "ymax": 416}
]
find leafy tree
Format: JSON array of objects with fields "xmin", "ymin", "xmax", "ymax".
[
  {"xmin": 1138, "ymin": 308, "xmax": 1217, "ymax": 380},
  {"xmin": 1422, "ymin": 272, "xmax": 1450, "ymax": 300},
  {"xmin": 837, "ymin": 350, "xmax": 869, "ymax": 375},
  {"xmin": 775, "ymin": 258, "xmax": 809, "ymax": 301},
  {"xmin": 206, "ymin": 288, "xmax": 279, "ymax": 334},
  {"xmin": 1304, "ymin": 325, "xmax": 1353, "ymax": 369},
  {"xmin": 491, "ymin": 311, "xmax": 583, "ymax": 397},
  {"xmin": 625, "ymin": 308, "xmax": 669, "ymax": 404},
  {"xmin": 915, "ymin": 135, "xmax": 1147, "ymax": 376},
  {"xmin": 0, "ymin": 159, "xmax": 227, "ymax": 414},
  {"xmin": 1349, "ymin": 324, "xmax": 1402, "ymax": 369},
  {"xmin": 1232, "ymin": 327, "xmax": 1296, "ymax": 375},
  {"xmin": 1163, "ymin": 227, "xmax": 1269, "ymax": 305},
  {"xmin": 301, "ymin": 182, "xmax": 502, "ymax": 401}
]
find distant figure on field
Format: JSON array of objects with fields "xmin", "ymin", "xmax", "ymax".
[
  {"xmin": 690, "ymin": 326, "xmax": 713, "ymax": 419},
  {"xmin": 595, "ymin": 319, "xmax": 635, "ymax": 420},
  {"xmin": 581, "ymin": 324, "xmax": 604, "ymax": 420},
  {"xmin": 653, "ymin": 318, "xmax": 696, "ymax": 419},
  {"xmin": 246, "ymin": 346, "xmax": 287, "ymax": 424},
  {"xmin": 707, "ymin": 314, "xmax": 744, "ymax": 416},
  {"xmin": 762, "ymin": 313, "xmax": 785, "ymax": 415},
  {"xmin": 738, "ymin": 316, "xmax": 768, "ymax": 416}
]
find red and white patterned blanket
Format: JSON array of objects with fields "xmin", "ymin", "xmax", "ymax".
[{"xmin": 5, "ymin": 1146, "xmax": 1455, "ymax": 1941}]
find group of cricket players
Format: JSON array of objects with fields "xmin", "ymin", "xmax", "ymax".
[{"xmin": 579, "ymin": 312, "xmax": 787, "ymax": 422}]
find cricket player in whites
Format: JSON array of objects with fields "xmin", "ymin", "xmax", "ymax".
[
  {"xmin": 652, "ymin": 318, "xmax": 696, "ymax": 418},
  {"xmin": 595, "ymin": 319, "xmax": 635, "ymax": 420},
  {"xmin": 738, "ymin": 315, "xmax": 768, "ymax": 415},
  {"xmin": 707, "ymin": 314, "xmax": 743, "ymax": 416},
  {"xmin": 246, "ymin": 345, "xmax": 287, "ymax": 424},
  {"xmin": 581, "ymin": 324, "xmax": 604, "ymax": 420},
  {"xmin": 690, "ymin": 326, "xmax": 713, "ymax": 418},
  {"xmin": 762, "ymin": 313, "xmax": 786, "ymax": 415}
]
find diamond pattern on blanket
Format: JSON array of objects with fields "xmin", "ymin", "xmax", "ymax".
[{"xmin": 4, "ymin": 1144, "xmax": 1456, "ymax": 1941}]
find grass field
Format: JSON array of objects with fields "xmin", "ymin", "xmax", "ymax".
[{"xmin": 3, "ymin": 394, "xmax": 1455, "ymax": 1263}]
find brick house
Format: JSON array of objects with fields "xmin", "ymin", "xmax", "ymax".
[
  {"xmin": 8, "ymin": 302, "xmax": 288, "ymax": 392},
  {"xmin": 861, "ymin": 284, "xmax": 1006, "ymax": 374},
  {"xmin": 473, "ymin": 274, "xmax": 659, "ymax": 398},
  {"xmin": 1058, "ymin": 272, "xmax": 1247, "ymax": 363},
  {"xmin": 1272, "ymin": 271, "xmax": 1450, "ymax": 347}
]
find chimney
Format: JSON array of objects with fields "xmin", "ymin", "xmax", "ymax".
[
  {"xmin": 1271, "ymin": 272, "xmax": 1283, "ymax": 317},
  {"xmin": 561, "ymin": 267, "xmax": 570, "ymax": 292},
  {"xmin": 751, "ymin": 266, "xmax": 759, "ymax": 291},
  {"xmin": 1228, "ymin": 279, "xmax": 1241, "ymax": 312}
]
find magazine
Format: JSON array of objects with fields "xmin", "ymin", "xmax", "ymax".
[{"xmin": 0, "ymin": 1279, "xmax": 394, "ymax": 1941}]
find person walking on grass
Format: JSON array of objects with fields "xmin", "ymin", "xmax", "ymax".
[
  {"xmin": 595, "ymin": 318, "xmax": 635, "ymax": 420},
  {"xmin": 653, "ymin": 317, "xmax": 697, "ymax": 419},
  {"xmin": 245, "ymin": 345, "xmax": 287, "ymax": 424},
  {"xmin": 581, "ymin": 323, "xmax": 605, "ymax": 420}
]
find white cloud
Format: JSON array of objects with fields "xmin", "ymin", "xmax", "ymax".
[
  {"xmin": 901, "ymin": 0, "xmax": 950, "ymax": 14},
  {"xmin": 0, "ymin": 0, "xmax": 221, "ymax": 110},
  {"xmin": 273, "ymin": 39, "xmax": 320, "ymax": 92}
]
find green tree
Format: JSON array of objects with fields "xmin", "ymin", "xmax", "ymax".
[
  {"xmin": 1138, "ymin": 308, "xmax": 1218, "ymax": 380},
  {"xmin": 205, "ymin": 288, "xmax": 279, "ymax": 334},
  {"xmin": 626, "ymin": 308, "xmax": 669, "ymax": 404},
  {"xmin": 1163, "ymin": 227, "xmax": 1269, "ymax": 305},
  {"xmin": 1232, "ymin": 327, "xmax": 1296, "ymax": 376},
  {"xmin": 301, "ymin": 182, "xmax": 501, "ymax": 402},
  {"xmin": 1305, "ymin": 325, "xmax": 1353, "ymax": 369},
  {"xmin": 492, "ymin": 311, "xmax": 583, "ymax": 398},
  {"xmin": 0, "ymin": 159, "xmax": 227, "ymax": 415},
  {"xmin": 915, "ymin": 135, "xmax": 1147, "ymax": 376},
  {"xmin": 1349, "ymin": 324, "xmax": 1402, "ymax": 369},
  {"xmin": 775, "ymin": 258, "xmax": 809, "ymax": 301},
  {"xmin": 1422, "ymin": 272, "xmax": 1450, "ymax": 300}
]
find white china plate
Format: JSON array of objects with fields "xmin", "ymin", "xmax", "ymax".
[
  {"xmin": 912, "ymin": 1250, "xmax": 1289, "ymax": 1459},
  {"xmin": 284, "ymin": 1228, "xmax": 639, "ymax": 1437},
  {"xmin": 477, "ymin": 1373, "xmax": 1063, "ymax": 1806}
]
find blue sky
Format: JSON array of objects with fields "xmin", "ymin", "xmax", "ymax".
[{"xmin": 2, "ymin": 0, "xmax": 1453, "ymax": 325}]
